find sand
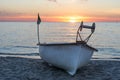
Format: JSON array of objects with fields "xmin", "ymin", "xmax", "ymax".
[{"xmin": 0, "ymin": 56, "xmax": 120, "ymax": 80}]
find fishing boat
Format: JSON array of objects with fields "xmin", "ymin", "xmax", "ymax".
[{"xmin": 37, "ymin": 14, "xmax": 98, "ymax": 75}]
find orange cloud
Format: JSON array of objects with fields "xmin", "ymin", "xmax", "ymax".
[
  {"xmin": 0, "ymin": 15, "xmax": 120, "ymax": 22},
  {"xmin": 0, "ymin": 15, "xmax": 35, "ymax": 22}
]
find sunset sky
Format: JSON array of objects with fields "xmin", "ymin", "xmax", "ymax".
[{"xmin": 0, "ymin": 0, "xmax": 120, "ymax": 22}]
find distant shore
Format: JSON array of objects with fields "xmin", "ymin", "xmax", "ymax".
[{"xmin": 0, "ymin": 56, "xmax": 120, "ymax": 80}]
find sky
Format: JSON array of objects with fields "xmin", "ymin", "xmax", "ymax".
[{"xmin": 0, "ymin": 0, "xmax": 120, "ymax": 22}]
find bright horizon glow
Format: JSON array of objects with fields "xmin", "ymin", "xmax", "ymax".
[
  {"xmin": 69, "ymin": 17, "xmax": 78, "ymax": 23},
  {"xmin": 0, "ymin": 0, "xmax": 120, "ymax": 22},
  {"xmin": 69, "ymin": 19, "xmax": 76, "ymax": 23}
]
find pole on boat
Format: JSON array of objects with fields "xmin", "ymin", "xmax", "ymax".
[{"xmin": 37, "ymin": 13, "xmax": 41, "ymax": 45}]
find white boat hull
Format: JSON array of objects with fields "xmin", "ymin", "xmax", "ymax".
[{"xmin": 39, "ymin": 43, "xmax": 96, "ymax": 75}]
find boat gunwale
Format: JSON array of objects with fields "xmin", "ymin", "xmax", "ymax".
[{"xmin": 38, "ymin": 41, "xmax": 98, "ymax": 52}]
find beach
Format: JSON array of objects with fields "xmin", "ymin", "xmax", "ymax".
[{"xmin": 0, "ymin": 55, "xmax": 120, "ymax": 80}]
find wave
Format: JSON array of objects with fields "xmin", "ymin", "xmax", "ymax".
[
  {"xmin": 0, "ymin": 53, "xmax": 39, "ymax": 56},
  {"xmin": 98, "ymin": 48, "xmax": 120, "ymax": 54},
  {"xmin": 13, "ymin": 46, "xmax": 38, "ymax": 49}
]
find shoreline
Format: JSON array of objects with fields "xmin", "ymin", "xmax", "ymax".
[
  {"xmin": 0, "ymin": 52, "xmax": 120, "ymax": 60},
  {"xmin": 0, "ymin": 56, "xmax": 120, "ymax": 80}
]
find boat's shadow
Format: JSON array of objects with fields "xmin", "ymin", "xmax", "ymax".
[{"xmin": 0, "ymin": 56, "xmax": 120, "ymax": 80}]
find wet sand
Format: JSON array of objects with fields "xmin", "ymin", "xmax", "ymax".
[{"xmin": 0, "ymin": 56, "xmax": 120, "ymax": 80}]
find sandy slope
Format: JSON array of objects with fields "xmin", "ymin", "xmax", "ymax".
[{"xmin": 0, "ymin": 56, "xmax": 120, "ymax": 80}]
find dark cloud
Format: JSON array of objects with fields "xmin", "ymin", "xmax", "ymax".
[
  {"xmin": 47, "ymin": 0, "xmax": 57, "ymax": 2},
  {"xmin": 80, "ymin": 0, "xmax": 88, "ymax": 1},
  {"xmin": 47, "ymin": 0, "xmax": 88, "ymax": 3},
  {"xmin": 47, "ymin": 0, "xmax": 88, "ymax": 2}
]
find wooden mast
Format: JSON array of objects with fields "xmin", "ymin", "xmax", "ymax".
[{"xmin": 37, "ymin": 13, "xmax": 41, "ymax": 45}]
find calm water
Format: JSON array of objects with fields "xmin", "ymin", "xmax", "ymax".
[{"xmin": 0, "ymin": 22, "xmax": 120, "ymax": 58}]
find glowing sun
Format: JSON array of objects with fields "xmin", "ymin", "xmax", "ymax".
[
  {"xmin": 69, "ymin": 17, "xmax": 77, "ymax": 23},
  {"xmin": 69, "ymin": 19, "xmax": 76, "ymax": 23}
]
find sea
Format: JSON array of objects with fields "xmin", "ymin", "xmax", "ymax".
[{"xmin": 0, "ymin": 22, "xmax": 120, "ymax": 59}]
